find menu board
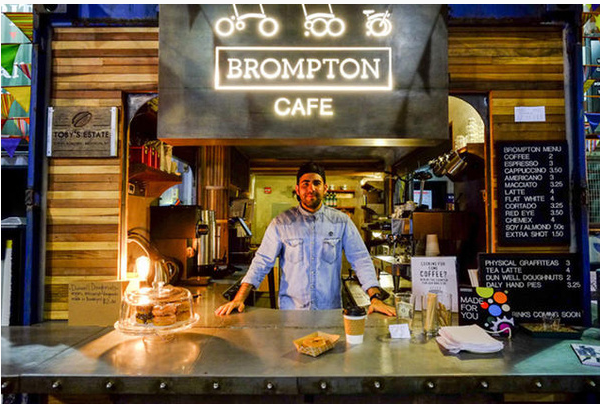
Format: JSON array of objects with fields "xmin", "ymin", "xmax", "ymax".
[
  {"xmin": 497, "ymin": 141, "xmax": 570, "ymax": 246},
  {"xmin": 479, "ymin": 253, "xmax": 583, "ymax": 325}
]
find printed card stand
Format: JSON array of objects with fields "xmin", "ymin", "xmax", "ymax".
[
  {"xmin": 571, "ymin": 344, "xmax": 600, "ymax": 367},
  {"xmin": 458, "ymin": 287, "xmax": 514, "ymax": 336}
]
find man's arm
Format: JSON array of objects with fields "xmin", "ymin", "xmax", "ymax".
[
  {"xmin": 215, "ymin": 283, "xmax": 254, "ymax": 316},
  {"xmin": 342, "ymin": 219, "xmax": 395, "ymax": 317},
  {"xmin": 215, "ymin": 219, "xmax": 282, "ymax": 316}
]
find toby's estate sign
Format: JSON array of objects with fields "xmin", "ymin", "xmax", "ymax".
[
  {"xmin": 47, "ymin": 107, "xmax": 118, "ymax": 158},
  {"xmin": 159, "ymin": 4, "xmax": 448, "ymax": 140}
]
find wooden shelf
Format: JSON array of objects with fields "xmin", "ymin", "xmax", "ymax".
[
  {"xmin": 329, "ymin": 189, "xmax": 355, "ymax": 193},
  {"xmin": 129, "ymin": 163, "xmax": 181, "ymax": 198}
]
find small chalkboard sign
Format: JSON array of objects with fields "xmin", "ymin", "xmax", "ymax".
[
  {"xmin": 496, "ymin": 141, "xmax": 570, "ymax": 246},
  {"xmin": 479, "ymin": 253, "xmax": 584, "ymax": 325}
]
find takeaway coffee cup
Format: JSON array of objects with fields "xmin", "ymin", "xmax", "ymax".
[{"xmin": 343, "ymin": 306, "xmax": 367, "ymax": 344}]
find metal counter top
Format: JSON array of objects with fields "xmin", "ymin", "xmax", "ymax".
[{"xmin": 2, "ymin": 283, "xmax": 600, "ymax": 397}]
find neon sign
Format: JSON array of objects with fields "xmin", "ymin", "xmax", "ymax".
[
  {"xmin": 363, "ymin": 9, "xmax": 393, "ymax": 37},
  {"xmin": 274, "ymin": 97, "xmax": 333, "ymax": 117},
  {"xmin": 215, "ymin": 4, "xmax": 279, "ymax": 37},
  {"xmin": 213, "ymin": 4, "xmax": 393, "ymax": 39},
  {"xmin": 215, "ymin": 47, "xmax": 392, "ymax": 91},
  {"xmin": 212, "ymin": 6, "xmax": 395, "ymax": 118},
  {"xmin": 302, "ymin": 4, "xmax": 345, "ymax": 38}
]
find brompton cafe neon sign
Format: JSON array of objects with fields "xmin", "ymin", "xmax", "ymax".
[{"xmin": 213, "ymin": 4, "xmax": 393, "ymax": 118}]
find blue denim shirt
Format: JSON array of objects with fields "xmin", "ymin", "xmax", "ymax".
[{"xmin": 242, "ymin": 204, "xmax": 380, "ymax": 310}]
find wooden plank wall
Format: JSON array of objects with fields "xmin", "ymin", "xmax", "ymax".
[
  {"xmin": 46, "ymin": 27, "xmax": 159, "ymax": 320},
  {"xmin": 448, "ymin": 25, "xmax": 567, "ymax": 252}
]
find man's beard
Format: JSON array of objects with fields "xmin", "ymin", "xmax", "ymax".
[{"xmin": 302, "ymin": 194, "xmax": 321, "ymax": 209}]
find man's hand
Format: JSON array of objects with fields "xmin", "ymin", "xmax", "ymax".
[
  {"xmin": 365, "ymin": 287, "xmax": 395, "ymax": 316},
  {"xmin": 368, "ymin": 298, "xmax": 396, "ymax": 317},
  {"xmin": 214, "ymin": 300, "xmax": 245, "ymax": 316},
  {"xmin": 214, "ymin": 282, "xmax": 254, "ymax": 316}
]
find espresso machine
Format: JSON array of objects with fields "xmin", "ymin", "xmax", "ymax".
[
  {"xmin": 150, "ymin": 206, "xmax": 218, "ymax": 280},
  {"xmin": 196, "ymin": 209, "xmax": 219, "ymax": 275}
]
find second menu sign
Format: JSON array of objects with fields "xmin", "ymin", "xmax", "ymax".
[{"xmin": 497, "ymin": 141, "xmax": 570, "ymax": 246}]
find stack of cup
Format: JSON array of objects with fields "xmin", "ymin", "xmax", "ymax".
[
  {"xmin": 343, "ymin": 306, "xmax": 367, "ymax": 344},
  {"xmin": 425, "ymin": 234, "xmax": 440, "ymax": 256}
]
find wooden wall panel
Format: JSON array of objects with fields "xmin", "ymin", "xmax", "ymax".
[
  {"xmin": 46, "ymin": 27, "xmax": 158, "ymax": 321},
  {"xmin": 449, "ymin": 25, "xmax": 567, "ymax": 253}
]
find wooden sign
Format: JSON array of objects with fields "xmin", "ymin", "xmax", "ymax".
[
  {"xmin": 47, "ymin": 107, "xmax": 118, "ymax": 157},
  {"xmin": 479, "ymin": 253, "xmax": 584, "ymax": 325},
  {"xmin": 410, "ymin": 256, "xmax": 458, "ymax": 311},
  {"xmin": 496, "ymin": 141, "xmax": 570, "ymax": 246}
]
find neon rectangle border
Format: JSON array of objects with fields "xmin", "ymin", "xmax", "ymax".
[{"xmin": 214, "ymin": 46, "xmax": 393, "ymax": 92}]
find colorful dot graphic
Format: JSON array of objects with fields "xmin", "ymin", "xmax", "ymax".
[
  {"xmin": 476, "ymin": 288, "xmax": 510, "ymax": 319},
  {"xmin": 488, "ymin": 304, "xmax": 502, "ymax": 317}
]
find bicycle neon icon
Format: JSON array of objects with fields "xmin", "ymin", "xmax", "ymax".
[
  {"xmin": 302, "ymin": 4, "xmax": 345, "ymax": 38},
  {"xmin": 215, "ymin": 4, "xmax": 279, "ymax": 37},
  {"xmin": 363, "ymin": 9, "xmax": 392, "ymax": 37}
]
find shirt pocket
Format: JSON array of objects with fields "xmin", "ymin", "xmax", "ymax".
[
  {"xmin": 284, "ymin": 238, "xmax": 304, "ymax": 264},
  {"xmin": 322, "ymin": 238, "xmax": 340, "ymax": 264}
]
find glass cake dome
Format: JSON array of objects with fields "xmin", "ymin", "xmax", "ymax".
[{"xmin": 115, "ymin": 282, "xmax": 199, "ymax": 337}]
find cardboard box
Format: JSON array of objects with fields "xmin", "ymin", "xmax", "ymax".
[
  {"xmin": 68, "ymin": 280, "xmax": 129, "ymax": 326},
  {"xmin": 293, "ymin": 331, "xmax": 340, "ymax": 357}
]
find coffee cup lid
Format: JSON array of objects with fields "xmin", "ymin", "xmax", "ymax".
[{"xmin": 343, "ymin": 306, "xmax": 366, "ymax": 316}]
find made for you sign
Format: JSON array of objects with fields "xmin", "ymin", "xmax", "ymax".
[{"xmin": 411, "ymin": 256, "xmax": 458, "ymax": 311}]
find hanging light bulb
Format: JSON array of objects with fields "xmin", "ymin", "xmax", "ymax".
[{"xmin": 136, "ymin": 256, "xmax": 151, "ymax": 283}]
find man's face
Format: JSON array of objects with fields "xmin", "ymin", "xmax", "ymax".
[{"xmin": 295, "ymin": 172, "xmax": 328, "ymax": 212}]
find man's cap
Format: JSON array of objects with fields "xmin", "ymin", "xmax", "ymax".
[{"xmin": 296, "ymin": 162, "xmax": 326, "ymax": 184}]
